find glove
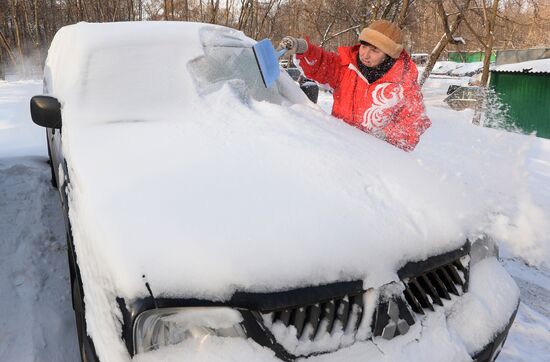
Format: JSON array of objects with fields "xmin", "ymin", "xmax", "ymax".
[{"xmin": 278, "ymin": 36, "xmax": 308, "ymax": 55}]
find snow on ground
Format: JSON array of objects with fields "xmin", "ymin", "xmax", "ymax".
[
  {"xmin": 0, "ymin": 156, "xmax": 79, "ymax": 361},
  {"xmin": 1, "ymin": 72, "xmax": 549, "ymax": 362},
  {"xmin": 0, "ymin": 80, "xmax": 79, "ymax": 361},
  {"xmin": 0, "ymin": 80, "xmax": 46, "ymax": 157}
]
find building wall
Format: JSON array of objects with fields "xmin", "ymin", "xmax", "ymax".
[{"xmin": 496, "ymin": 48, "xmax": 550, "ymax": 66}]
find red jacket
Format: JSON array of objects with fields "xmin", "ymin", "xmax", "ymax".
[{"xmin": 296, "ymin": 41, "xmax": 431, "ymax": 151}]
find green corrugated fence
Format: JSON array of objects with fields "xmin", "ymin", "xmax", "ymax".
[{"xmin": 489, "ymin": 71, "xmax": 550, "ymax": 139}]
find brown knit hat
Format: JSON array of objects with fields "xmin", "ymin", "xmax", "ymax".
[{"xmin": 359, "ymin": 20, "xmax": 403, "ymax": 59}]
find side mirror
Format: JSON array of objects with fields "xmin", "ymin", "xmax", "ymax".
[{"xmin": 30, "ymin": 95, "xmax": 62, "ymax": 129}]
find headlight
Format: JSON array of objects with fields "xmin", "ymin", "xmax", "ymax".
[
  {"xmin": 133, "ymin": 307, "xmax": 246, "ymax": 354},
  {"xmin": 470, "ymin": 235, "xmax": 499, "ymax": 265}
]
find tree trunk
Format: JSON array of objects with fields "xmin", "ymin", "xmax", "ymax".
[
  {"xmin": 473, "ymin": 0, "xmax": 500, "ymax": 125},
  {"xmin": 210, "ymin": 0, "xmax": 220, "ymax": 24},
  {"xmin": 0, "ymin": 30, "xmax": 18, "ymax": 68},
  {"xmin": 480, "ymin": 0, "xmax": 500, "ymax": 87},
  {"xmin": 128, "ymin": 0, "xmax": 135, "ymax": 20},
  {"xmin": 11, "ymin": 0, "xmax": 26, "ymax": 75},
  {"xmin": 33, "ymin": 0, "xmax": 43, "ymax": 50},
  {"xmin": 225, "ymin": 0, "xmax": 231, "ymax": 25},
  {"xmin": 397, "ymin": 0, "xmax": 410, "ymax": 26},
  {"xmin": 185, "ymin": 0, "xmax": 189, "ymax": 21},
  {"xmin": 0, "ymin": 50, "xmax": 4, "ymax": 79},
  {"xmin": 419, "ymin": 19, "xmax": 462, "ymax": 87}
]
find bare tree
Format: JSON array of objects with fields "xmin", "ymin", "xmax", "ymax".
[
  {"xmin": 1, "ymin": 0, "xmax": 550, "ymax": 77},
  {"xmin": 419, "ymin": 0, "xmax": 472, "ymax": 87}
]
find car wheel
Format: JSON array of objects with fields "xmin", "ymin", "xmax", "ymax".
[
  {"xmin": 47, "ymin": 137, "xmax": 57, "ymax": 188},
  {"xmin": 73, "ymin": 277, "xmax": 98, "ymax": 362}
]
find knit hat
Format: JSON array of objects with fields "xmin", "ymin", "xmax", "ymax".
[{"xmin": 359, "ymin": 20, "xmax": 403, "ymax": 59}]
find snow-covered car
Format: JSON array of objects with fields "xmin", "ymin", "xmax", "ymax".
[
  {"xmin": 284, "ymin": 66, "xmax": 319, "ymax": 103},
  {"xmin": 30, "ymin": 22, "xmax": 519, "ymax": 362}
]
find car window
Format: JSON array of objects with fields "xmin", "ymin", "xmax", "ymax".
[
  {"xmin": 286, "ymin": 68, "xmax": 301, "ymax": 81},
  {"xmin": 188, "ymin": 29, "xmax": 286, "ymax": 104}
]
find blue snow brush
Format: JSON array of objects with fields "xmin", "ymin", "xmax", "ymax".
[{"xmin": 253, "ymin": 39, "xmax": 288, "ymax": 88}]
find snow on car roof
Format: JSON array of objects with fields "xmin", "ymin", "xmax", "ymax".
[{"xmin": 493, "ymin": 58, "xmax": 550, "ymax": 74}]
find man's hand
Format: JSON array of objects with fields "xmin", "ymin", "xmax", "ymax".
[{"xmin": 278, "ymin": 36, "xmax": 308, "ymax": 55}]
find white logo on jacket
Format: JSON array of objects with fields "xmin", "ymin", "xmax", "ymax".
[
  {"xmin": 303, "ymin": 56, "xmax": 317, "ymax": 66},
  {"xmin": 362, "ymin": 83, "xmax": 403, "ymax": 133}
]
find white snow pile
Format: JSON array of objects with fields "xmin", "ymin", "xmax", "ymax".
[
  {"xmin": 430, "ymin": 61, "xmax": 461, "ymax": 75},
  {"xmin": 494, "ymin": 58, "xmax": 550, "ymax": 73},
  {"xmin": 0, "ymin": 80, "xmax": 46, "ymax": 157},
  {"xmin": 430, "ymin": 61, "xmax": 488, "ymax": 77},
  {"xmin": 449, "ymin": 61, "xmax": 484, "ymax": 76}
]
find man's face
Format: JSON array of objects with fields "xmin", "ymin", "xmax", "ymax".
[{"xmin": 359, "ymin": 43, "xmax": 387, "ymax": 67}]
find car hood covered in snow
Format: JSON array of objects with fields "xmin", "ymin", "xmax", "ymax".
[{"xmin": 48, "ymin": 22, "xmax": 485, "ymax": 301}]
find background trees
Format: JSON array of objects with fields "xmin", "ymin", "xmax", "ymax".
[{"xmin": 1, "ymin": 0, "xmax": 549, "ymax": 78}]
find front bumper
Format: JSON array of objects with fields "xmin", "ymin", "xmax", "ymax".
[
  {"xmin": 296, "ymin": 257, "xmax": 520, "ymax": 362},
  {"xmin": 122, "ymin": 253, "xmax": 519, "ymax": 362}
]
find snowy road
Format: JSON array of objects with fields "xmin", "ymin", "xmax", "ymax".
[
  {"xmin": 1, "ymin": 78, "xmax": 549, "ymax": 361},
  {"xmin": 0, "ymin": 157, "xmax": 78, "ymax": 361}
]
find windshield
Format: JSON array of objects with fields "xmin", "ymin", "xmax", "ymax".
[{"xmin": 188, "ymin": 28, "xmax": 286, "ymax": 104}]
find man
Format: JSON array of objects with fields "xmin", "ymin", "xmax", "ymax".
[{"xmin": 279, "ymin": 20, "xmax": 431, "ymax": 152}]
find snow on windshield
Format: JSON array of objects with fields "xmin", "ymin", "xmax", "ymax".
[
  {"xmin": 188, "ymin": 28, "xmax": 286, "ymax": 104},
  {"xmin": 45, "ymin": 23, "xmax": 302, "ymax": 125},
  {"xmin": 44, "ymin": 22, "xmax": 223, "ymax": 124}
]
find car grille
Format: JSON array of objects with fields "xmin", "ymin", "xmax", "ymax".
[
  {"xmin": 262, "ymin": 293, "xmax": 366, "ymax": 341},
  {"xmin": 402, "ymin": 257, "xmax": 469, "ymax": 314},
  {"xmin": 255, "ymin": 244, "xmax": 470, "ymax": 359}
]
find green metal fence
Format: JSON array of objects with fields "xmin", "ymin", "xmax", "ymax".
[
  {"xmin": 489, "ymin": 71, "xmax": 550, "ymax": 139},
  {"xmin": 448, "ymin": 51, "xmax": 496, "ymax": 63}
]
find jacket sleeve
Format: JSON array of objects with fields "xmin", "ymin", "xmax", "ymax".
[
  {"xmin": 295, "ymin": 38, "xmax": 342, "ymax": 89},
  {"xmin": 384, "ymin": 82, "xmax": 432, "ymax": 152}
]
